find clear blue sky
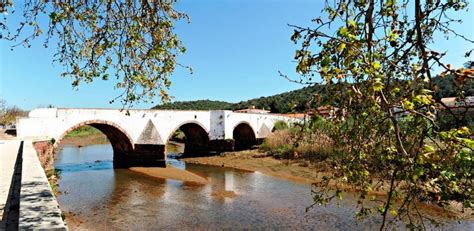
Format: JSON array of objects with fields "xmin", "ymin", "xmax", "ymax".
[{"xmin": 0, "ymin": 0, "xmax": 473, "ymax": 110}]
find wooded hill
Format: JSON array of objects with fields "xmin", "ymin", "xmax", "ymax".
[{"xmin": 152, "ymin": 76, "xmax": 473, "ymax": 113}]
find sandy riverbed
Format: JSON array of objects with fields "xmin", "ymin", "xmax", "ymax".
[
  {"xmin": 129, "ymin": 166, "xmax": 208, "ymax": 184},
  {"xmin": 180, "ymin": 149, "xmax": 327, "ymax": 185}
]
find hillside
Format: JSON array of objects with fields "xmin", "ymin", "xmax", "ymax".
[
  {"xmin": 152, "ymin": 85, "xmax": 325, "ymax": 113},
  {"xmin": 152, "ymin": 76, "xmax": 473, "ymax": 113},
  {"xmin": 152, "ymin": 100, "xmax": 234, "ymax": 110}
]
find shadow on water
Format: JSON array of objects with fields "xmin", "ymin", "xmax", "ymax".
[{"xmin": 56, "ymin": 160, "xmax": 113, "ymax": 173}]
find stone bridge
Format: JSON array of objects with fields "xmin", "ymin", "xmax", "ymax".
[{"xmin": 16, "ymin": 108, "xmax": 297, "ymax": 168}]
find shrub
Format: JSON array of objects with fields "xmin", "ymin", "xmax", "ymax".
[
  {"xmin": 273, "ymin": 120, "xmax": 289, "ymax": 131},
  {"xmin": 261, "ymin": 124, "xmax": 334, "ymax": 161}
]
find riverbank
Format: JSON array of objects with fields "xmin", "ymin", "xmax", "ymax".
[
  {"xmin": 59, "ymin": 125, "xmax": 109, "ymax": 146},
  {"xmin": 181, "ymin": 150, "xmax": 324, "ymax": 185},
  {"xmin": 60, "ymin": 133, "xmax": 108, "ymax": 146}
]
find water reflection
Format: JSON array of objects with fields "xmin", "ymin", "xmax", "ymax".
[{"xmin": 55, "ymin": 144, "xmax": 473, "ymax": 230}]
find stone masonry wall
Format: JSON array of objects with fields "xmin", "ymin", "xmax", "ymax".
[{"xmin": 32, "ymin": 140, "xmax": 55, "ymax": 172}]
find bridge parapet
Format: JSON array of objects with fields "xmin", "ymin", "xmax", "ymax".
[{"xmin": 17, "ymin": 108, "xmax": 300, "ymax": 167}]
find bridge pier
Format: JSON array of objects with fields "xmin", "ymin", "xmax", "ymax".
[
  {"xmin": 17, "ymin": 108, "xmax": 301, "ymax": 167},
  {"xmin": 184, "ymin": 138, "xmax": 264, "ymax": 155},
  {"xmin": 114, "ymin": 144, "xmax": 166, "ymax": 168},
  {"xmin": 208, "ymin": 139, "xmax": 235, "ymax": 153},
  {"xmin": 182, "ymin": 139, "xmax": 235, "ymax": 156}
]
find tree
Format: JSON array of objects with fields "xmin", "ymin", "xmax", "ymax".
[
  {"xmin": 0, "ymin": 103, "xmax": 27, "ymax": 127},
  {"xmin": 0, "ymin": 98, "xmax": 6, "ymax": 125},
  {"xmin": 0, "ymin": 0, "xmax": 189, "ymax": 107},
  {"xmin": 289, "ymin": 0, "xmax": 473, "ymax": 229}
]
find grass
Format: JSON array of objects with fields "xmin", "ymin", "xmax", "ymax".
[
  {"xmin": 64, "ymin": 125, "xmax": 103, "ymax": 138},
  {"xmin": 45, "ymin": 168, "xmax": 61, "ymax": 196}
]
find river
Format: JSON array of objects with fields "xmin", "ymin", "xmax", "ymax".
[{"xmin": 55, "ymin": 144, "xmax": 473, "ymax": 230}]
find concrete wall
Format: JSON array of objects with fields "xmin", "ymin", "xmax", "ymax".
[{"xmin": 19, "ymin": 141, "xmax": 67, "ymax": 230}]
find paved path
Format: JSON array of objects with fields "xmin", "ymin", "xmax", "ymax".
[
  {"xmin": 19, "ymin": 141, "xmax": 66, "ymax": 230},
  {"xmin": 0, "ymin": 138, "xmax": 67, "ymax": 230},
  {"xmin": 0, "ymin": 139, "xmax": 21, "ymax": 223}
]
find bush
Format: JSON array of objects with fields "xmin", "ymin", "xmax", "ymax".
[
  {"xmin": 273, "ymin": 120, "xmax": 289, "ymax": 131},
  {"xmin": 261, "ymin": 124, "xmax": 334, "ymax": 161},
  {"xmin": 437, "ymin": 110, "xmax": 474, "ymax": 132}
]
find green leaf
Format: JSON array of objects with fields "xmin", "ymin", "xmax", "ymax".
[
  {"xmin": 373, "ymin": 82, "xmax": 384, "ymax": 91},
  {"xmin": 321, "ymin": 57, "xmax": 330, "ymax": 67},
  {"xmin": 403, "ymin": 100, "xmax": 414, "ymax": 110},
  {"xmin": 349, "ymin": 20, "xmax": 357, "ymax": 29},
  {"xmin": 337, "ymin": 43, "xmax": 346, "ymax": 52},
  {"xmin": 461, "ymin": 138, "xmax": 474, "ymax": 149},
  {"xmin": 372, "ymin": 62, "xmax": 381, "ymax": 70},
  {"xmin": 415, "ymin": 167, "xmax": 424, "ymax": 177},
  {"xmin": 424, "ymin": 145, "xmax": 435, "ymax": 153},
  {"xmin": 338, "ymin": 27, "xmax": 349, "ymax": 36},
  {"xmin": 414, "ymin": 95, "xmax": 432, "ymax": 105}
]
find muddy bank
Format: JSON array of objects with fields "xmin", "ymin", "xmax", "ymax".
[
  {"xmin": 129, "ymin": 166, "xmax": 208, "ymax": 184},
  {"xmin": 181, "ymin": 150, "xmax": 323, "ymax": 185}
]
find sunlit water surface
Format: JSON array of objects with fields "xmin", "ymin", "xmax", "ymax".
[{"xmin": 55, "ymin": 144, "xmax": 472, "ymax": 230}]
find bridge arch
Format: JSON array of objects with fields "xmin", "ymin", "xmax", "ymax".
[
  {"xmin": 167, "ymin": 121, "xmax": 210, "ymax": 155},
  {"xmin": 56, "ymin": 120, "xmax": 134, "ymax": 164},
  {"xmin": 233, "ymin": 122, "xmax": 257, "ymax": 151}
]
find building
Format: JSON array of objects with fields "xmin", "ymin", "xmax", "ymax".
[{"xmin": 440, "ymin": 96, "xmax": 474, "ymax": 111}]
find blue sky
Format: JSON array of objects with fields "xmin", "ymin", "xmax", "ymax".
[{"xmin": 0, "ymin": 0, "xmax": 473, "ymax": 110}]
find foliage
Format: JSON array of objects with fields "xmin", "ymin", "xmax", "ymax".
[
  {"xmin": 289, "ymin": 0, "xmax": 473, "ymax": 229},
  {"xmin": 261, "ymin": 117, "xmax": 334, "ymax": 161},
  {"xmin": 170, "ymin": 128, "xmax": 185, "ymax": 142},
  {"xmin": 273, "ymin": 120, "xmax": 289, "ymax": 131},
  {"xmin": 0, "ymin": 98, "xmax": 5, "ymax": 122},
  {"xmin": 433, "ymin": 75, "xmax": 474, "ymax": 99},
  {"xmin": 438, "ymin": 110, "xmax": 474, "ymax": 131},
  {"xmin": 152, "ymin": 85, "xmax": 325, "ymax": 112},
  {"xmin": 1, "ymin": 1, "xmax": 189, "ymax": 107},
  {"xmin": 0, "ymin": 103, "xmax": 28, "ymax": 126},
  {"xmin": 64, "ymin": 125, "xmax": 102, "ymax": 138},
  {"xmin": 232, "ymin": 85, "xmax": 325, "ymax": 113},
  {"xmin": 152, "ymin": 76, "xmax": 472, "ymax": 113}
]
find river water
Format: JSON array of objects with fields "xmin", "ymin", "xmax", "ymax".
[{"xmin": 55, "ymin": 144, "xmax": 472, "ymax": 230}]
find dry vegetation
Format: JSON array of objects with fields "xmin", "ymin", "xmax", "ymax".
[{"xmin": 260, "ymin": 118, "xmax": 334, "ymax": 162}]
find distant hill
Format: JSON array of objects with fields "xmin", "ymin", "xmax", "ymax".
[
  {"xmin": 152, "ymin": 85, "xmax": 325, "ymax": 113},
  {"xmin": 152, "ymin": 100, "xmax": 233, "ymax": 110},
  {"xmin": 433, "ymin": 75, "xmax": 474, "ymax": 99},
  {"xmin": 152, "ymin": 75, "xmax": 473, "ymax": 113},
  {"xmin": 231, "ymin": 85, "xmax": 324, "ymax": 113}
]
